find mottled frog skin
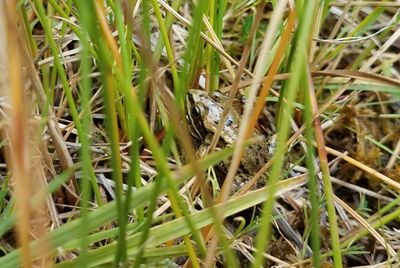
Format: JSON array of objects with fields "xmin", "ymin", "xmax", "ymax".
[{"xmin": 186, "ymin": 89, "xmax": 277, "ymax": 192}]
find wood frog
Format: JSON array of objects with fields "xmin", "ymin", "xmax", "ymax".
[
  {"xmin": 186, "ymin": 89, "xmax": 277, "ymax": 192},
  {"xmin": 186, "ymin": 90, "xmax": 312, "ymax": 256}
]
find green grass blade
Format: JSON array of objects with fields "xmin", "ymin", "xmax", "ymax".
[{"xmin": 54, "ymin": 177, "xmax": 305, "ymax": 267}]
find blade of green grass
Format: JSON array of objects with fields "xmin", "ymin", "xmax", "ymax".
[
  {"xmin": 178, "ymin": 1, "xmax": 206, "ymax": 109},
  {"xmin": 302, "ymin": 69, "xmax": 321, "ymax": 266},
  {"xmin": 150, "ymin": 0, "xmax": 179, "ymax": 92},
  {"xmin": 153, "ymin": 0, "xmax": 184, "ymax": 62},
  {"xmin": 54, "ymin": 177, "xmax": 306, "ymax": 267},
  {"xmin": 75, "ymin": 1, "xmax": 102, "ymax": 267},
  {"xmin": 90, "ymin": 23, "xmax": 128, "ymax": 268}
]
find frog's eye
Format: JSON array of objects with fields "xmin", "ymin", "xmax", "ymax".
[{"xmin": 191, "ymin": 105, "xmax": 202, "ymax": 119}]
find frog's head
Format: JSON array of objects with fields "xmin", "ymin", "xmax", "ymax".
[{"xmin": 186, "ymin": 89, "xmax": 239, "ymax": 144}]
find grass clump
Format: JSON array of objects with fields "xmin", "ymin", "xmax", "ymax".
[{"xmin": 0, "ymin": 1, "xmax": 399, "ymax": 267}]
